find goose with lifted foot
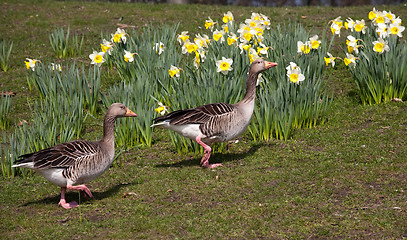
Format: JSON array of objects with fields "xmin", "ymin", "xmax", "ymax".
[
  {"xmin": 152, "ymin": 58, "xmax": 277, "ymax": 168},
  {"xmin": 13, "ymin": 103, "xmax": 137, "ymax": 209}
]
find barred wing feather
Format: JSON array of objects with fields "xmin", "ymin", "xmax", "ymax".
[
  {"xmin": 15, "ymin": 140, "xmax": 100, "ymax": 169},
  {"xmin": 154, "ymin": 102, "xmax": 235, "ymax": 126}
]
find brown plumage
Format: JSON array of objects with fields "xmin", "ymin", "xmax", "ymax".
[
  {"xmin": 152, "ymin": 59, "xmax": 277, "ymax": 168},
  {"xmin": 13, "ymin": 103, "xmax": 137, "ymax": 209}
]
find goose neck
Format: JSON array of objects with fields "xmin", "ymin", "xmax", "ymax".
[
  {"xmin": 102, "ymin": 114, "xmax": 116, "ymax": 145},
  {"xmin": 240, "ymin": 71, "xmax": 259, "ymax": 104}
]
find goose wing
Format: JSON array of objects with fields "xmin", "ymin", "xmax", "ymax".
[
  {"xmin": 15, "ymin": 140, "xmax": 101, "ymax": 169},
  {"xmin": 153, "ymin": 102, "xmax": 235, "ymax": 125}
]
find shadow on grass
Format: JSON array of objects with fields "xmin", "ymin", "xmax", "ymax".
[
  {"xmin": 347, "ymin": 89, "xmax": 363, "ymax": 104},
  {"xmin": 154, "ymin": 142, "xmax": 266, "ymax": 168},
  {"xmin": 21, "ymin": 181, "xmax": 138, "ymax": 207}
]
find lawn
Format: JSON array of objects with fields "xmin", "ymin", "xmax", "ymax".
[{"xmin": 0, "ymin": 0, "xmax": 406, "ymax": 239}]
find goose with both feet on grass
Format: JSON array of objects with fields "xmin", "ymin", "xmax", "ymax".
[
  {"xmin": 152, "ymin": 58, "xmax": 277, "ymax": 168},
  {"xmin": 12, "ymin": 103, "xmax": 137, "ymax": 209}
]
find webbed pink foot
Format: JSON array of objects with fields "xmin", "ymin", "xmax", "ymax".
[
  {"xmin": 59, "ymin": 187, "xmax": 80, "ymax": 209},
  {"xmin": 202, "ymin": 163, "xmax": 223, "ymax": 168},
  {"xmin": 196, "ymin": 136, "xmax": 222, "ymax": 168},
  {"xmin": 58, "ymin": 199, "xmax": 79, "ymax": 209}
]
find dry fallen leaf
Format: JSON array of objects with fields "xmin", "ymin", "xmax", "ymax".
[
  {"xmin": 122, "ymin": 192, "xmax": 137, "ymax": 198},
  {"xmin": 391, "ymin": 98, "xmax": 403, "ymax": 102}
]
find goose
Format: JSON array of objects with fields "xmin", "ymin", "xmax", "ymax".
[
  {"xmin": 12, "ymin": 103, "xmax": 137, "ymax": 209},
  {"xmin": 152, "ymin": 58, "xmax": 277, "ymax": 168}
]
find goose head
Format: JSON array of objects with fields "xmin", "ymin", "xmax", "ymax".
[
  {"xmin": 107, "ymin": 103, "xmax": 137, "ymax": 118},
  {"xmin": 250, "ymin": 58, "xmax": 278, "ymax": 74}
]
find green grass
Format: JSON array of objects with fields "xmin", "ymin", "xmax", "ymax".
[{"xmin": 1, "ymin": 0, "xmax": 407, "ymax": 239}]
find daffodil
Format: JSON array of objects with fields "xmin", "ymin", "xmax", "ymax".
[
  {"xmin": 256, "ymin": 73, "xmax": 265, "ymax": 86},
  {"xmin": 286, "ymin": 62, "xmax": 300, "ymax": 72},
  {"xmin": 194, "ymin": 35, "xmax": 206, "ymax": 49},
  {"xmin": 345, "ymin": 18, "xmax": 355, "ymax": 31},
  {"xmin": 100, "ymin": 39, "xmax": 113, "ymax": 55},
  {"xmin": 194, "ymin": 34, "xmax": 209, "ymax": 49},
  {"xmin": 297, "ymin": 41, "xmax": 311, "ymax": 54},
  {"xmin": 89, "ymin": 51, "xmax": 105, "ymax": 67},
  {"xmin": 384, "ymin": 11, "xmax": 395, "ymax": 22},
  {"xmin": 372, "ymin": 38, "xmax": 390, "ymax": 54},
  {"xmin": 286, "ymin": 62, "xmax": 305, "ymax": 84},
  {"xmin": 258, "ymin": 13, "xmax": 271, "ymax": 29},
  {"xmin": 324, "ymin": 53, "xmax": 336, "ymax": 67},
  {"xmin": 238, "ymin": 23, "xmax": 251, "ymax": 34},
  {"xmin": 330, "ymin": 16, "xmax": 343, "ymax": 36},
  {"xmin": 205, "ymin": 17, "xmax": 216, "ymax": 31},
  {"xmin": 197, "ymin": 48, "xmax": 206, "ymax": 62},
  {"xmin": 155, "ymin": 102, "xmax": 168, "ymax": 115},
  {"xmin": 346, "ymin": 35, "xmax": 361, "ymax": 54},
  {"xmin": 177, "ymin": 31, "xmax": 189, "ymax": 45},
  {"xmin": 245, "ymin": 18, "xmax": 260, "ymax": 29},
  {"xmin": 222, "ymin": 24, "xmax": 229, "ymax": 34},
  {"xmin": 372, "ymin": 11, "xmax": 389, "ymax": 25},
  {"xmin": 254, "ymin": 26, "xmax": 265, "ymax": 36},
  {"xmin": 111, "ymin": 28, "xmax": 127, "ymax": 43},
  {"xmin": 344, "ymin": 53, "xmax": 357, "ymax": 67},
  {"xmin": 213, "ymin": 29, "xmax": 225, "ymax": 43},
  {"xmin": 354, "ymin": 20, "xmax": 367, "ymax": 34},
  {"xmin": 248, "ymin": 49, "xmax": 260, "ymax": 63},
  {"xmin": 51, "ymin": 63, "xmax": 62, "ymax": 71},
  {"xmin": 309, "ymin": 35, "xmax": 321, "ymax": 49},
  {"xmin": 169, "ymin": 65, "xmax": 181, "ymax": 78},
  {"xmin": 216, "ymin": 57, "xmax": 233, "ymax": 75},
  {"xmin": 376, "ymin": 23, "xmax": 390, "ymax": 38},
  {"xmin": 346, "ymin": 35, "xmax": 358, "ymax": 47},
  {"xmin": 223, "ymin": 11, "xmax": 234, "ymax": 24},
  {"xmin": 392, "ymin": 17, "xmax": 402, "ymax": 26},
  {"xmin": 254, "ymin": 34, "xmax": 264, "ymax": 43},
  {"xmin": 240, "ymin": 29, "xmax": 254, "ymax": 42},
  {"xmin": 347, "ymin": 44, "xmax": 358, "ymax": 54},
  {"xmin": 389, "ymin": 23, "xmax": 405, "ymax": 37},
  {"xmin": 193, "ymin": 52, "xmax": 201, "ymax": 69},
  {"xmin": 335, "ymin": 17, "xmax": 344, "ymax": 28},
  {"xmin": 25, "ymin": 58, "xmax": 38, "ymax": 71},
  {"xmin": 369, "ymin": 8, "xmax": 378, "ymax": 21},
  {"xmin": 182, "ymin": 40, "xmax": 198, "ymax": 54},
  {"xmin": 201, "ymin": 34, "xmax": 211, "ymax": 45},
  {"xmin": 238, "ymin": 42, "xmax": 251, "ymax": 54},
  {"xmin": 227, "ymin": 33, "xmax": 238, "ymax": 46},
  {"xmin": 124, "ymin": 50, "xmax": 136, "ymax": 62},
  {"xmin": 256, "ymin": 43, "xmax": 269, "ymax": 57},
  {"xmin": 153, "ymin": 42, "xmax": 165, "ymax": 55},
  {"xmin": 251, "ymin": 12, "xmax": 261, "ymax": 21},
  {"xmin": 287, "ymin": 69, "xmax": 305, "ymax": 84}
]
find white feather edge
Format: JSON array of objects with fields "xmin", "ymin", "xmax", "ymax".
[
  {"xmin": 12, "ymin": 162, "xmax": 34, "ymax": 168},
  {"xmin": 151, "ymin": 121, "xmax": 204, "ymax": 140}
]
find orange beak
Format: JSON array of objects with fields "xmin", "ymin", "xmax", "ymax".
[
  {"xmin": 265, "ymin": 61, "xmax": 278, "ymax": 69},
  {"xmin": 125, "ymin": 108, "xmax": 137, "ymax": 117}
]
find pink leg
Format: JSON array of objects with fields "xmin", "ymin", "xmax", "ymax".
[
  {"xmin": 195, "ymin": 136, "xmax": 223, "ymax": 168},
  {"xmin": 67, "ymin": 184, "xmax": 93, "ymax": 198},
  {"xmin": 58, "ymin": 187, "xmax": 79, "ymax": 209}
]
